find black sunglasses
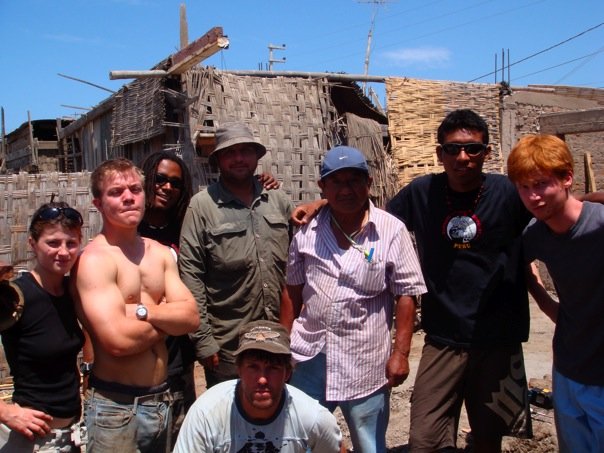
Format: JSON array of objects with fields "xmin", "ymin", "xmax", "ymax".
[
  {"xmin": 33, "ymin": 207, "xmax": 83, "ymax": 226},
  {"xmin": 440, "ymin": 143, "xmax": 488, "ymax": 157},
  {"xmin": 155, "ymin": 173, "xmax": 184, "ymax": 190}
]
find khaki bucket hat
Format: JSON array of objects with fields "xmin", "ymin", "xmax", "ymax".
[{"xmin": 209, "ymin": 122, "xmax": 266, "ymax": 161}]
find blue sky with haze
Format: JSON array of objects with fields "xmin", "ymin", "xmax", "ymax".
[{"xmin": 2, "ymin": 0, "xmax": 603, "ymax": 133}]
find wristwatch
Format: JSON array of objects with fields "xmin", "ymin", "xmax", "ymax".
[
  {"xmin": 80, "ymin": 361, "xmax": 93, "ymax": 376},
  {"xmin": 135, "ymin": 303, "xmax": 148, "ymax": 321}
]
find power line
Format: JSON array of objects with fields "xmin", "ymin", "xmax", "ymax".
[
  {"xmin": 468, "ymin": 21, "xmax": 604, "ymax": 83},
  {"xmin": 513, "ymin": 48, "xmax": 604, "ymax": 82},
  {"xmin": 555, "ymin": 45, "xmax": 604, "ymax": 84}
]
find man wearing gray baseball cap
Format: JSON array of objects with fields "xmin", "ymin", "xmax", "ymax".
[
  {"xmin": 179, "ymin": 121, "xmax": 294, "ymax": 388},
  {"xmin": 174, "ymin": 320, "xmax": 343, "ymax": 452}
]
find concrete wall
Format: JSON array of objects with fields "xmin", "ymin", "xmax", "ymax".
[{"xmin": 501, "ymin": 88, "xmax": 604, "ymax": 192}]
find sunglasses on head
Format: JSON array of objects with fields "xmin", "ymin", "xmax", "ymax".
[
  {"xmin": 440, "ymin": 143, "xmax": 488, "ymax": 157},
  {"xmin": 155, "ymin": 173, "xmax": 183, "ymax": 190},
  {"xmin": 33, "ymin": 206, "xmax": 83, "ymax": 226}
]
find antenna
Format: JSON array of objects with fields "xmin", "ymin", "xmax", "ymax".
[
  {"xmin": 358, "ymin": 0, "xmax": 393, "ymax": 96},
  {"xmin": 268, "ymin": 44, "xmax": 286, "ymax": 71}
]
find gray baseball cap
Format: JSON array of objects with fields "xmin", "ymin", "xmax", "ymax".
[
  {"xmin": 233, "ymin": 320, "xmax": 291, "ymax": 356},
  {"xmin": 210, "ymin": 122, "xmax": 266, "ymax": 161}
]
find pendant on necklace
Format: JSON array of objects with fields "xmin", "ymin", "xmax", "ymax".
[{"xmin": 442, "ymin": 182, "xmax": 484, "ymax": 248}]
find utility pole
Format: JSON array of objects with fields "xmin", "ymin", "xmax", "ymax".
[{"xmin": 268, "ymin": 44, "xmax": 286, "ymax": 71}]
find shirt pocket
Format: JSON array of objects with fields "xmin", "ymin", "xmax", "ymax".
[
  {"xmin": 207, "ymin": 221, "xmax": 251, "ymax": 271},
  {"xmin": 261, "ymin": 213, "xmax": 290, "ymax": 266},
  {"xmin": 341, "ymin": 258, "xmax": 387, "ymax": 297}
]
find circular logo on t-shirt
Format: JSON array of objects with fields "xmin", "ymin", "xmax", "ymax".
[{"xmin": 442, "ymin": 212, "xmax": 482, "ymax": 249}]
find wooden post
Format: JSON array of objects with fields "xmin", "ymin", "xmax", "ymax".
[
  {"xmin": 57, "ymin": 118, "xmax": 68, "ymax": 172},
  {"xmin": 584, "ymin": 152, "xmax": 597, "ymax": 193},
  {"xmin": 28, "ymin": 111, "xmax": 38, "ymax": 167},
  {"xmin": 180, "ymin": 4, "xmax": 188, "ymax": 49},
  {"xmin": 0, "ymin": 107, "xmax": 6, "ymax": 172}
]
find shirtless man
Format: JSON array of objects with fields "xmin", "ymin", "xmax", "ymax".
[{"xmin": 71, "ymin": 158, "xmax": 199, "ymax": 453}]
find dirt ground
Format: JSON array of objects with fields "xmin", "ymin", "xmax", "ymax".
[{"xmin": 193, "ymin": 297, "xmax": 558, "ymax": 452}]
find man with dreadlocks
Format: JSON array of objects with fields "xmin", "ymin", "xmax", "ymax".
[{"xmin": 138, "ymin": 151, "xmax": 196, "ymax": 448}]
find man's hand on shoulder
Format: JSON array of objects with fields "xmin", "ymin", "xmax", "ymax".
[
  {"xmin": 257, "ymin": 172, "xmax": 280, "ymax": 190},
  {"xmin": 290, "ymin": 199, "xmax": 327, "ymax": 227}
]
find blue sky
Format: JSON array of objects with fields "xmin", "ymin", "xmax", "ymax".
[{"xmin": 2, "ymin": 0, "xmax": 604, "ymax": 133}]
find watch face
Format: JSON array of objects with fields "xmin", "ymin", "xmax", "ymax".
[{"xmin": 136, "ymin": 304, "xmax": 148, "ymax": 320}]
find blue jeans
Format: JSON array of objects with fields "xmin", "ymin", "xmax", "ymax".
[
  {"xmin": 290, "ymin": 353, "xmax": 389, "ymax": 453},
  {"xmin": 84, "ymin": 387, "xmax": 171, "ymax": 453},
  {"xmin": 553, "ymin": 367, "xmax": 604, "ymax": 453}
]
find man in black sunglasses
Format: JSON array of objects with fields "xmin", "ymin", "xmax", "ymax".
[
  {"xmin": 387, "ymin": 109, "xmax": 533, "ymax": 452},
  {"xmin": 291, "ymin": 110, "xmax": 533, "ymax": 452}
]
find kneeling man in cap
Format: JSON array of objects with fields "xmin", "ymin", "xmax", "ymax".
[{"xmin": 174, "ymin": 320, "xmax": 343, "ymax": 452}]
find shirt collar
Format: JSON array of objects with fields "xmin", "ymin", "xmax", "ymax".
[{"xmin": 214, "ymin": 178, "xmax": 266, "ymax": 206}]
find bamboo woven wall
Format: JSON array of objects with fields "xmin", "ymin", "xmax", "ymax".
[
  {"xmin": 345, "ymin": 112, "xmax": 398, "ymax": 207},
  {"xmin": 112, "ymin": 78, "xmax": 166, "ymax": 147},
  {"xmin": 183, "ymin": 68, "xmax": 338, "ymax": 203},
  {"xmin": 0, "ymin": 173, "xmax": 99, "ymax": 272},
  {"xmin": 385, "ymin": 77, "xmax": 503, "ymax": 188}
]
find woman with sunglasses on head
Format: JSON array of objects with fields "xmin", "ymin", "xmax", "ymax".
[{"xmin": 0, "ymin": 202, "xmax": 85, "ymax": 452}]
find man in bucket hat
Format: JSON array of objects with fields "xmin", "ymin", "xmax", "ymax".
[
  {"xmin": 179, "ymin": 121, "xmax": 294, "ymax": 387},
  {"xmin": 173, "ymin": 320, "xmax": 343, "ymax": 452}
]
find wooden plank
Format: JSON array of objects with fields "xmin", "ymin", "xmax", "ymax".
[
  {"xmin": 168, "ymin": 27, "xmax": 229, "ymax": 75},
  {"xmin": 540, "ymin": 108, "xmax": 604, "ymax": 135},
  {"xmin": 58, "ymin": 97, "xmax": 114, "ymax": 139},
  {"xmin": 584, "ymin": 152, "xmax": 597, "ymax": 192}
]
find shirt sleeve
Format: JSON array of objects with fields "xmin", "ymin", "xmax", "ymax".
[
  {"xmin": 308, "ymin": 405, "xmax": 343, "ymax": 452},
  {"xmin": 388, "ymin": 224, "xmax": 426, "ymax": 297},
  {"xmin": 286, "ymin": 233, "xmax": 306, "ymax": 286},
  {"xmin": 178, "ymin": 200, "xmax": 220, "ymax": 360}
]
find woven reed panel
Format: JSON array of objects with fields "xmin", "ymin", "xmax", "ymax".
[
  {"xmin": 345, "ymin": 112, "xmax": 398, "ymax": 208},
  {"xmin": 0, "ymin": 173, "xmax": 99, "ymax": 271},
  {"xmin": 112, "ymin": 78, "xmax": 166, "ymax": 147},
  {"xmin": 386, "ymin": 77, "xmax": 503, "ymax": 188},
  {"xmin": 183, "ymin": 68, "xmax": 337, "ymax": 203}
]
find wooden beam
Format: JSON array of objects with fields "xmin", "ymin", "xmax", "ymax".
[
  {"xmin": 168, "ymin": 26, "xmax": 229, "ymax": 75},
  {"xmin": 223, "ymin": 69, "xmax": 387, "ymax": 83},
  {"xmin": 109, "ymin": 70, "xmax": 168, "ymax": 80},
  {"xmin": 540, "ymin": 108, "xmax": 604, "ymax": 135}
]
